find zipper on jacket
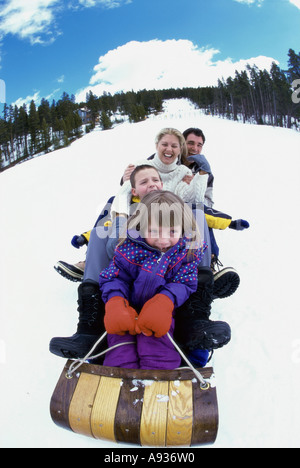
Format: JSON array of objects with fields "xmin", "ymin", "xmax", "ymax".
[
  {"xmin": 156, "ymin": 253, "xmax": 163, "ymax": 264},
  {"xmin": 135, "ymin": 251, "xmax": 165, "ymax": 305}
]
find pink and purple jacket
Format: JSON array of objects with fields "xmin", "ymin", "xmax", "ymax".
[{"xmin": 99, "ymin": 230, "xmax": 207, "ymax": 310}]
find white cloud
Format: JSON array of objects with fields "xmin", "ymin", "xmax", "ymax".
[
  {"xmin": 0, "ymin": 0, "xmax": 61, "ymax": 44},
  {"xmin": 78, "ymin": 0, "xmax": 131, "ymax": 8},
  {"xmin": 75, "ymin": 39, "xmax": 278, "ymax": 102},
  {"xmin": 12, "ymin": 86, "xmax": 62, "ymax": 108},
  {"xmin": 45, "ymin": 88, "xmax": 60, "ymax": 101},
  {"xmin": 233, "ymin": 0, "xmax": 264, "ymax": 6},
  {"xmin": 0, "ymin": 0, "xmax": 130, "ymax": 44},
  {"xmin": 289, "ymin": 0, "xmax": 300, "ymax": 9},
  {"xmin": 56, "ymin": 74, "xmax": 65, "ymax": 83},
  {"xmin": 12, "ymin": 91, "xmax": 40, "ymax": 108}
]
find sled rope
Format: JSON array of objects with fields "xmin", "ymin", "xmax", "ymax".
[
  {"xmin": 66, "ymin": 331, "xmax": 134, "ymax": 378},
  {"xmin": 167, "ymin": 333, "xmax": 209, "ymax": 389},
  {"xmin": 66, "ymin": 331, "xmax": 209, "ymax": 389}
]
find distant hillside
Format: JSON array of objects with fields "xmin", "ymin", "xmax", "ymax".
[{"xmin": 1, "ymin": 48, "xmax": 299, "ymax": 172}]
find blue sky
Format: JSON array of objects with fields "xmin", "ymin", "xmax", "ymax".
[{"xmin": 0, "ymin": 0, "xmax": 300, "ymax": 108}]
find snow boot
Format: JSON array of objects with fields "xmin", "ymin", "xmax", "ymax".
[
  {"xmin": 213, "ymin": 267, "xmax": 240, "ymax": 300},
  {"xmin": 211, "ymin": 256, "xmax": 240, "ymax": 299},
  {"xmin": 54, "ymin": 260, "xmax": 85, "ymax": 282},
  {"xmin": 187, "ymin": 349, "xmax": 211, "ymax": 368},
  {"xmin": 49, "ymin": 281, "xmax": 105, "ymax": 359},
  {"xmin": 174, "ymin": 267, "xmax": 231, "ymax": 351}
]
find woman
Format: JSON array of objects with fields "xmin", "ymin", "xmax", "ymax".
[
  {"xmin": 110, "ymin": 128, "xmax": 209, "ymax": 218},
  {"xmin": 49, "ymin": 129, "xmax": 214, "ymax": 360}
]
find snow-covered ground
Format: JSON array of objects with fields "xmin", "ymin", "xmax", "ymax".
[{"xmin": 1, "ymin": 99, "xmax": 300, "ymax": 448}]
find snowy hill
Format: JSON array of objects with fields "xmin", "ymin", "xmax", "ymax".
[{"xmin": 1, "ymin": 99, "xmax": 300, "ymax": 448}]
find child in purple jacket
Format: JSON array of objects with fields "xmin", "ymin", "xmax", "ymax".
[{"xmin": 99, "ymin": 190, "xmax": 207, "ymax": 370}]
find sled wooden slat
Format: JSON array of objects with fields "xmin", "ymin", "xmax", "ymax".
[
  {"xmin": 50, "ymin": 364, "xmax": 78, "ymax": 431},
  {"xmin": 50, "ymin": 360, "xmax": 219, "ymax": 447},
  {"xmin": 69, "ymin": 373, "xmax": 100, "ymax": 436},
  {"xmin": 114, "ymin": 376, "xmax": 144, "ymax": 444},
  {"xmin": 140, "ymin": 381, "xmax": 169, "ymax": 446},
  {"xmin": 91, "ymin": 376, "xmax": 122, "ymax": 441},
  {"xmin": 191, "ymin": 378, "xmax": 219, "ymax": 446},
  {"xmin": 167, "ymin": 380, "xmax": 193, "ymax": 446}
]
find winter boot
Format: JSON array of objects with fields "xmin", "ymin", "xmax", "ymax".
[
  {"xmin": 187, "ymin": 349, "xmax": 211, "ymax": 368},
  {"xmin": 54, "ymin": 260, "xmax": 85, "ymax": 282},
  {"xmin": 211, "ymin": 256, "xmax": 240, "ymax": 299},
  {"xmin": 213, "ymin": 267, "xmax": 240, "ymax": 299},
  {"xmin": 174, "ymin": 267, "xmax": 231, "ymax": 351},
  {"xmin": 49, "ymin": 281, "xmax": 105, "ymax": 359}
]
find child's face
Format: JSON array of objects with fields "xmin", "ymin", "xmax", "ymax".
[
  {"xmin": 131, "ymin": 168, "xmax": 163, "ymax": 199},
  {"xmin": 145, "ymin": 223, "xmax": 182, "ymax": 253}
]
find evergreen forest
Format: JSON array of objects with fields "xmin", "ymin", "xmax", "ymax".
[{"xmin": 1, "ymin": 48, "xmax": 299, "ymax": 172}]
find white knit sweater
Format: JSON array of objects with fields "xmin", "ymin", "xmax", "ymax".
[{"xmin": 110, "ymin": 153, "xmax": 209, "ymax": 217}]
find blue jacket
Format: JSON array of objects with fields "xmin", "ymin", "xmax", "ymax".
[{"xmin": 99, "ymin": 231, "xmax": 207, "ymax": 311}]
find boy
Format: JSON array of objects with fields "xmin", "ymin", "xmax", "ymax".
[
  {"xmin": 50, "ymin": 165, "xmax": 231, "ymax": 361},
  {"xmin": 50, "ymin": 166, "xmax": 165, "ymax": 359}
]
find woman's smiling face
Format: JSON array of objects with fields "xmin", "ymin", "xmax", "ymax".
[{"xmin": 156, "ymin": 134, "xmax": 181, "ymax": 165}]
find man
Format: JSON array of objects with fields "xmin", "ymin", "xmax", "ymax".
[
  {"xmin": 50, "ymin": 165, "xmax": 164, "ymax": 359},
  {"xmin": 50, "ymin": 165, "xmax": 232, "ymax": 359},
  {"xmin": 181, "ymin": 127, "xmax": 246, "ymax": 298},
  {"xmin": 55, "ymin": 127, "xmax": 246, "ymax": 299},
  {"xmin": 182, "ymin": 127, "xmax": 214, "ymax": 207}
]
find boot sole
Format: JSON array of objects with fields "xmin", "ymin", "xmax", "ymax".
[
  {"xmin": 49, "ymin": 336, "xmax": 102, "ymax": 359},
  {"xmin": 54, "ymin": 263, "xmax": 83, "ymax": 282},
  {"xmin": 213, "ymin": 267, "xmax": 240, "ymax": 299},
  {"xmin": 187, "ymin": 321, "xmax": 231, "ymax": 351}
]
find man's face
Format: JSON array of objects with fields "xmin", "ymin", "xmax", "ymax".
[
  {"xmin": 185, "ymin": 133, "xmax": 204, "ymax": 156},
  {"xmin": 131, "ymin": 168, "xmax": 163, "ymax": 199}
]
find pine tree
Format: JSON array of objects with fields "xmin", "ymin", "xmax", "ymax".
[
  {"xmin": 86, "ymin": 91, "xmax": 99, "ymax": 127},
  {"xmin": 287, "ymin": 49, "xmax": 300, "ymax": 82},
  {"xmin": 38, "ymin": 98, "xmax": 51, "ymax": 126},
  {"xmin": 0, "ymin": 109, "xmax": 10, "ymax": 163},
  {"xmin": 41, "ymin": 117, "xmax": 51, "ymax": 152},
  {"xmin": 28, "ymin": 100, "xmax": 40, "ymax": 154},
  {"xmin": 15, "ymin": 104, "xmax": 29, "ymax": 160},
  {"xmin": 100, "ymin": 110, "xmax": 112, "ymax": 130}
]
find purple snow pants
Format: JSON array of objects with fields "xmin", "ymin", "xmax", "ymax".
[{"xmin": 103, "ymin": 318, "xmax": 181, "ymax": 370}]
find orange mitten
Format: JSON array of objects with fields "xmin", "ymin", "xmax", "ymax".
[
  {"xmin": 104, "ymin": 296, "xmax": 138, "ymax": 336},
  {"xmin": 135, "ymin": 294, "xmax": 174, "ymax": 338}
]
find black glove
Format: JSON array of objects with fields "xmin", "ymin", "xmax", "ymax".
[
  {"xmin": 71, "ymin": 234, "xmax": 88, "ymax": 249},
  {"xmin": 229, "ymin": 219, "xmax": 250, "ymax": 231}
]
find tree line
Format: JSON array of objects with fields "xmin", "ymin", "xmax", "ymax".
[
  {"xmin": 1, "ymin": 48, "xmax": 299, "ymax": 172},
  {"xmin": 160, "ymin": 48, "xmax": 300, "ymax": 128},
  {"xmin": 212, "ymin": 48, "xmax": 300, "ymax": 127},
  {"xmin": 0, "ymin": 92, "xmax": 83, "ymax": 169}
]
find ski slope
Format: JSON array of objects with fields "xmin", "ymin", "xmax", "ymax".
[{"xmin": 1, "ymin": 99, "xmax": 300, "ymax": 448}]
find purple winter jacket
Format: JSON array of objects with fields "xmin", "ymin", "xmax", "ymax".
[{"xmin": 99, "ymin": 230, "xmax": 207, "ymax": 311}]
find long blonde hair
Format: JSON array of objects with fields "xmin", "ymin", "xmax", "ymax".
[
  {"xmin": 155, "ymin": 128, "xmax": 188, "ymax": 163},
  {"xmin": 119, "ymin": 190, "xmax": 202, "ymax": 256}
]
